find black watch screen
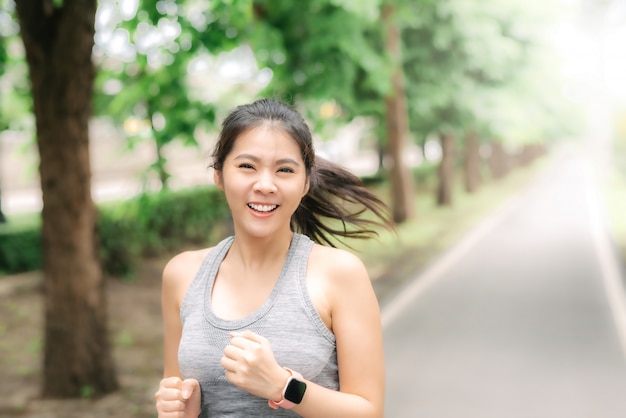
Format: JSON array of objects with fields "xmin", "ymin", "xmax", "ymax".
[{"xmin": 284, "ymin": 378, "xmax": 307, "ymax": 404}]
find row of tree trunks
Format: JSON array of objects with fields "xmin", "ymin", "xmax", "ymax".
[
  {"xmin": 436, "ymin": 137, "xmax": 546, "ymax": 208},
  {"xmin": 15, "ymin": 0, "xmax": 118, "ymax": 398}
]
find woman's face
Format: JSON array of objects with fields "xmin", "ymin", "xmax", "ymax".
[{"xmin": 214, "ymin": 124, "xmax": 310, "ymax": 239}]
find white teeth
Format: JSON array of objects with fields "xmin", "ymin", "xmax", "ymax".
[{"xmin": 248, "ymin": 203, "xmax": 277, "ymax": 212}]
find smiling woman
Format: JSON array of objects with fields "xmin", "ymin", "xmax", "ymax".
[
  {"xmin": 216, "ymin": 125, "xmax": 310, "ymax": 238},
  {"xmin": 154, "ymin": 98, "xmax": 395, "ymax": 418}
]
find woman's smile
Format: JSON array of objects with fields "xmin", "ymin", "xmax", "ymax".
[{"xmin": 248, "ymin": 203, "xmax": 279, "ymax": 214}]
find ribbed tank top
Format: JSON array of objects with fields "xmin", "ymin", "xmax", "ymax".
[{"xmin": 178, "ymin": 233, "xmax": 339, "ymax": 417}]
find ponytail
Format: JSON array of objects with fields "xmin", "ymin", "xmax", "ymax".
[{"xmin": 292, "ymin": 157, "xmax": 394, "ymax": 247}]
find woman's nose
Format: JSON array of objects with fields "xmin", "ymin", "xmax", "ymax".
[{"xmin": 253, "ymin": 171, "xmax": 278, "ymax": 193}]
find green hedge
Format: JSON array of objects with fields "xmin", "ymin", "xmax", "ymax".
[
  {"xmin": 0, "ymin": 223, "xmax": 41, "ymax": 274},
  {"xmin": 0, "ymin": 186, "xmax": 230, "ymax": 277}
]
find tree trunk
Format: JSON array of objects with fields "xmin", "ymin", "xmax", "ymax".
[
  {"xmin": 518, "ymin": 144, "xmax": 536, "ymax": 167},
  {"xmin": 488, "ymin": 141, "xmax": 509, "ymax": 180},
  {"xmin": 15, "ymin": 0, "xmax": 118, "ymax": 398},
  {"xmin": 436, "ymin": 132, "xmax": 454, "ymax": 206},
  {"xmin": 383, "ymin": 3, "xmax": 414, "ymax": 223},
  {"xmin": 463, "ymin": 131, "xmax": 481, "ymax": 194}
]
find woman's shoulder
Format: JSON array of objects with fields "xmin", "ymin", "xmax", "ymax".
[
  {"xmin": 162, "ymin": 247, "xmax": 215, "ymax": 293},
  {"xmin": 164, "ymin": 247, "xmax": 212, "ymax": 273},
  {"xmin": 310, "ymin": 242, "xmax": 360, "ymax": 262},
  {"xmin": 309, "ymin": 243, "xmax": 369, "ymax": 283}
]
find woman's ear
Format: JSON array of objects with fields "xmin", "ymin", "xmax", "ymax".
[{"xmin": 213, "ymin": 169, "xmax": 224, "ymax": 191}]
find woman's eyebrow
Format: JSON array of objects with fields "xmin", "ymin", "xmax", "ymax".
[{"xmin": 233, "ymin": 154, "xmax": 301, "ymax": 166}]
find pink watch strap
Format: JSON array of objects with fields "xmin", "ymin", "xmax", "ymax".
[{"xmin": 268, "ymin": 368, "xmax": 304, "ymax": 410}]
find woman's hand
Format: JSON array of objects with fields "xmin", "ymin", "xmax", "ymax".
[
  {"xmin": 221, "ymin": 330, "xmax": 290, "ymax": 401},
  {"xmin": 155, "ymin": 376, "xmax": 201, "ymax": 418}
]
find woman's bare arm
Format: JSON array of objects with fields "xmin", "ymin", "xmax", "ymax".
[{"xmin": 293, "ymin": 247, "xmax": 384, "ymax": 417}]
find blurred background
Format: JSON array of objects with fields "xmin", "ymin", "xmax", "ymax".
[{"xmin": 0, "ymin": 0, "xmax": 625, "ymax": 417}]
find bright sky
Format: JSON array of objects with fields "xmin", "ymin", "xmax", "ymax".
[{"xmin": 551, "ymin": 0, "xmax": 626, "ymax": 106}]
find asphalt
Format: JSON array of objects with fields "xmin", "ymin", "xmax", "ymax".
[{"xmin": 381, "ymin": 149, "xmax": 626, "ymax": 417}]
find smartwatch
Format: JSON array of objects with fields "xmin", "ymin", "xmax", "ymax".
[{"xmin": 268, "ymin": 368, "xmax": 307, "ymax": 410}]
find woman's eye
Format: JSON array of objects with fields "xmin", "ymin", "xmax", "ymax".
[
  {"xmin": 238, "ymin": 163, "xmax": 254, "ymax": 169},
  {"xmin": 278, "ymin": 167, "xmax": 294, "ymax": 173}
]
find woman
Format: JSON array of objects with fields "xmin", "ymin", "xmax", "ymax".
[{"xmin": 154, "ymin": 98, "xmax": 394, "ymax": 417}]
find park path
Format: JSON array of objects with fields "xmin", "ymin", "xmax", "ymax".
[{"xmin": 381, "ymin": 147, "xmax": 626, "ymax": 418}]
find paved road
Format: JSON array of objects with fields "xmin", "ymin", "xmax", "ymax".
[{"xmin": 382, "ymin": 150, "xmax": 626, "ymax": 418}]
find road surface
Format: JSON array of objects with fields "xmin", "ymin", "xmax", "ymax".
[{"xmin": 381, "ymin": 149, "xmax": 626, "ymax": 418}]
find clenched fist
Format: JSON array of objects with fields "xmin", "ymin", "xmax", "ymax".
[
  {"xmin": 221, "ymin": 330, "xmax": 289, "ymax": 402},
  {"xmin": 155, "ymin": 376, "xmax": 201, "ymax": 418}
]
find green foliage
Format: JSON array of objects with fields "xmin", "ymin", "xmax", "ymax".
[
  {"xmin": 97, "ymin": 206, "xmax": 143, "ymax": 278},
  {"xmin": 0, "ymin": 186, "xmax": 230, "ymax": 277},
  {"xmin": 0, "ymin": 223, "xmax": 41, "ymax": 275},
  {"xmin": 131, "ymin": 185, "xmax": 230, "ymax": 254},
  {"xmin": 80, "ymin": 385, "xmax": 95, "ymax": 399},
  {"xmin": 402, "ymin": 0, "xmax": 574, "ymax": 145},
  {"xmin": 0, "ymin": 4, "xmax": 32, "ymax": 133},
  {"xmin": 94, "ymin": 0, "xmax": 254, "ymax": 188},
  {"xmin": 250, "ymin": 0, "xmax": 391, "ymax": 121},
  {"xmin": 330, "ymin": 0, "xmax": 381, "ymax": 21},
  {"xmin": 411, "ymin": 160, "xmax": 438, "ymax": 187},
  {"xmin": 98, "ymin": 186, "xmax": 230, "ymax": 277}
]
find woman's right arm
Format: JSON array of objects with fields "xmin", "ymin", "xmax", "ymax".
[
  {"xmin": 155, "ymin": 252, "xmax": 205, "ymax": 418},
  {"xmin": 161, "ymin": 254, "xmax": 186, "ymax": 377}
]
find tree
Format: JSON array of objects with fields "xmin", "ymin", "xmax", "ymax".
[
  {"xmin": 98, "ymin": 0, "xmax": 418, "ymax": 222},
  {"xmin": 250, "ymin": 0, "xmax": 387, "ymax": 115},
  {"xmin": 14, "ymin": 0, "xmax": 118, "ymax": 397},
  {"xmin": 403, "ymin": 0, "xmax": 568, "ymax": 205},
  {"xmin": 251, "ymin": 0, "xmax": 416, "ymax": 222},
  {"xmin": 94, "ymin": 0, "xmax": 255, "ymax": 190},
  {"xmin": 462, "ymin": 131, "xmax": 482, "ymax": 193},
  {"xmin": 382, "ymin": 1, "xmax": 415, "ymax": 220}
]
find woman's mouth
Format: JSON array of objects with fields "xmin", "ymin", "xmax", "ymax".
[{"xmin": 248, "ymin": 203, "xmax": 278, "ymax": 213}]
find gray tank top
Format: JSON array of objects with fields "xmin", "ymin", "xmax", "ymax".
[{"xmin": 178, "ymin": 233, "xmax": 338, "ymax": 417}]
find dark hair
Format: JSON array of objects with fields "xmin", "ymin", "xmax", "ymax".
[{"xmin": 212, "ymin": 98, "xmax": 394, "ymax": 247}]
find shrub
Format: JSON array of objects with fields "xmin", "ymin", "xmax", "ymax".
[
  {"xmin": 0, "ymin": 223, "xmax": 41, "ymax": 274},
  {"xmin": 98, "ymin": 186, "xmax": 230, "ymax": 277},
  {"xmin": 0, "ymin": 186, "xmax": 230, "ymax": 277}
]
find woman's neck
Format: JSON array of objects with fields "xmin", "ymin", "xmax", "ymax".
[{"xmin": 228, "ymin": 230, "xmax": 294, "ymax": 271}]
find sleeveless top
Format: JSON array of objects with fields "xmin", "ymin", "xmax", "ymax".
[{"xmin": 178, "ymin": 233, "xmax": 339, "ymax": 417}]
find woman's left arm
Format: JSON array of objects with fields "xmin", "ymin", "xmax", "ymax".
[
  {"xmin": 292, "ymin": 249, "xmax": 385, "ymax": 417},
  {"xmin": 221, "ymin": 249, "xmax": 385, "ymax": 418}
]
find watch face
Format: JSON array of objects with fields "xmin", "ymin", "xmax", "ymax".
[{"xmin": 284, "ymin": 378, "xmax": 307, "ymax": 404}]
